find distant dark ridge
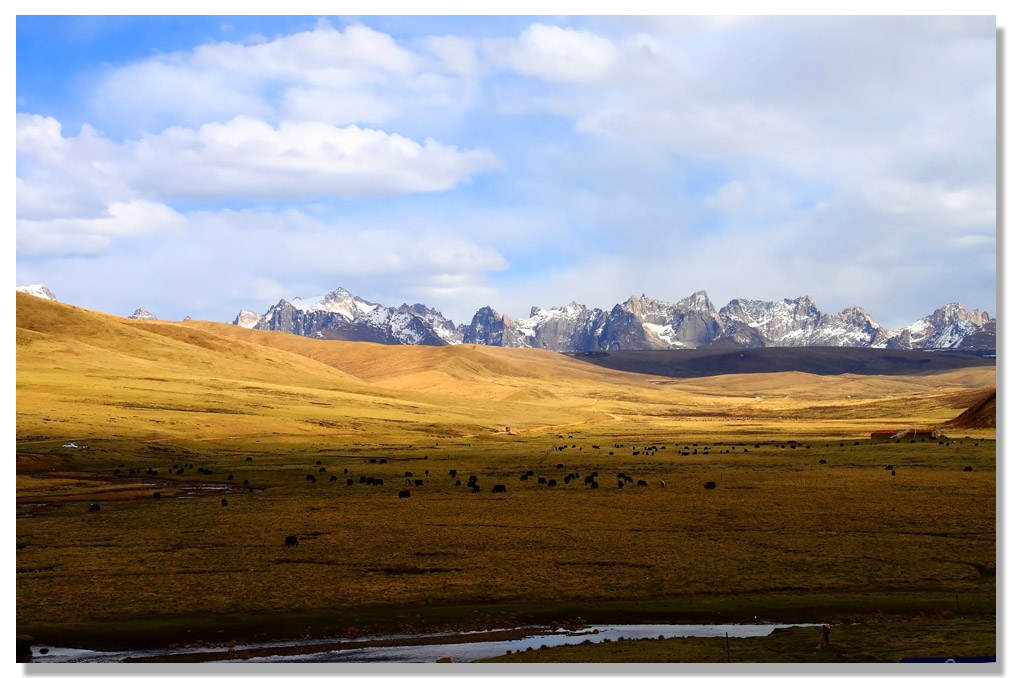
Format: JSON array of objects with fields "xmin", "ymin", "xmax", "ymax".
[
  {"xmin": 566, "ymin": 347, "xmax": 996, "ymax": 379},
  {"xmin": 944, "ymin": 389, "xmax": 997, "ymax": 429}
]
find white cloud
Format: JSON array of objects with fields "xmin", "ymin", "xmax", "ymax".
[
  {"xmin": 424, "ymin": 35, "xmax": 479, "ymax": 77},
  {"xmin": 17, "ymin": 113, "xmax": 499, "ymax": 208},
  {"xmin": 127, "ymin": 116, "xmax": 499, "ymax": 200},
  {"xmin": 15, "ymin": 17, "xmax": 997, "ymax": 330},
  {"xmin": 281, "ymin": 87, "xmax": 399, "ymax": 126},
  {"xmin": 17, "ymin": 206, "xmax": 510, "ymax": 323},
  {"xmin": 487, "ymin": 23, "xmax": 621, "ymax": 85},
  {"xmin": 88, "ymin": 22, "xmax": 481, "ymax": 133},
  {"xmin": 17, "ymin": 201, "xmax": 186, "ymax": 256},
  {"xmin": 702, "ymin": 180, "xmax": 747, "ymax": 211}
]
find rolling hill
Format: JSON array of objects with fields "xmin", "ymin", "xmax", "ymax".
[{"xmin": 16, "ymin": 293, "xmax": 996, "ymax": 444}]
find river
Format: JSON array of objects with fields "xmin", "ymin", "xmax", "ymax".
[{"xmin": 31, "ymin": 622, "xmax": 817, "ymax": 663}]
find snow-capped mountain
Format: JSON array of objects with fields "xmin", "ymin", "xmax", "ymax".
[
  {"xmin": 719, "ymin": 297, "xmax": 893, "ymax": 348},
  {"xmin": 129, "ymin": 308, "xmax": 157, "ymax": 321},
  {"xmin": 512, "ymin": 302, "xmax": 609, "ymax": 351},
  {"xmin": 243, "ymin": 288, "xmax": 461, "ymax": 346},
  {"xmin": 230, "ymin": 287, "xmax": 994, "ymax": 353},
  {"xmin": 16, "ymin": 284, "xmax": 57, "ymax": 302},
  {"xmin": 887, "ymin": 303, "xmax": 993, "ymax": 350},
  {"xmin": 234, "ymin": 309, "xmax": 262, "ymax": 329}
]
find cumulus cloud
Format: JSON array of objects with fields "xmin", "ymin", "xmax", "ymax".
[
  {"xmin": 17, "ymin": 201, "xmax": 186, "ymax": 256},
  {"xmin": 89, "ymin": 21, "xmax": 480, "ymax": 132},
  {"xmin": 16, "ymin": 206, "xmax": 510, "ymax": 322},
  {"xmin": 17, "ymin": 113, "xmax": 499, "ymax": 209},
  {"xmin": 15, "ymin": 17, "xmax": 996, "ymax": 327},
  {"xmin": 486, "ymin": 23, "xmax": 621, "ymax": 85}
]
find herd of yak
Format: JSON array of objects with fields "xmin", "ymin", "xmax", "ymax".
[{"xmin": 82, "ymin": 438, "xmax": 981, "ymax": 548}]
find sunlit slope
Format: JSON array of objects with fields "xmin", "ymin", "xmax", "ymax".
[
  {"xmin": 186, "ymin": 320, "xmax": 651, "ymax": 399},
  {"xmin": 17, "ymin": 295, "xmax": 664, "ymax": 441},
  {"xmin": 189, "ymin": 316, "xmax": 994, "ymax": 434},
  {"xmin": 18, "ymin": 294, "xmax": 996, "ymax": 443}
]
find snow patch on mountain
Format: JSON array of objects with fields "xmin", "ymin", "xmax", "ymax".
[
  {"xmin": 234, "ymin": 309, "xmax": 262, "ymax": 329},
  {"xmin": 129, "ymin": 308, "xmax": 157, "ymax": 321},
  {"xmin": 16, "ymin": 284, "xmax": 57, "ymax": 301}
]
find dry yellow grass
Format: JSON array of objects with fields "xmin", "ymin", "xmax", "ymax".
[
  {"xmin": 15, "ymin": 293, "xmax": 996, "ymax": 650},
  {"xmin": 17, "ymin": 293, "xmax": 995, "ymax": 446}
]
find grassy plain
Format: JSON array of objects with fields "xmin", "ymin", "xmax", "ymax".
[{"xmin": 15, "ymin": 294, "xmax": 996, "ymax": 659}]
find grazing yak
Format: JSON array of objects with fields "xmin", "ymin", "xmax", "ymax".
[
  {"xmin": 964, "ymin": 466, "xmax": 973, "ymax": 472},
  {"xmin": 246, "ymin": 457, "xmax": 253, "ymax": 462},
  {"xmin": 547, "ymin": 479, "xmax": 557, "ymax": 487},
  {"xmin": 589, "ymin": 482, "xmax": 599, "ymax": 489},
  {"xmin": 306, "ymin": 474, "xmax": 317, "ymax": 483},
  {"xmin": 88, "ymin": 504, "xmax": 101, "ymax": 512},
  {"xmin": 415, "ymin": 479, "xmax": 424, "ymax": 487},
  {"xmin": 221, "ymin": 498, "xmax": 228, "ymax": 507},
  {"xmin": 492, "ymin": 484, "xmax": 507, "ymax": 493},
  {"xmin": 704, "ymin": 481, "xmax": 717, "ymax": 490},
  {"xmin": 636, "ymin": 480, "xmax": 647, "ymax": 487},
  {"xmin": 152, "ymin": 492, "xmax": 162, "ymax": 499},
  {"xmin": 284, "ymin": 535, "xmax": 299, "ymax": 547},
  {"xmin": 330, "ymin": 476, "xmax": 337, "ymax": 482},
  {"xmin": 399, "ymin": 490, "xmax": 411, "ymax": 499},
  {"xmin": 347, "ymin": 479, "xmax": 354, "ymax": 486},
  {"xmin": 472, "ymin": 485, "xmax": 481, "ymax": 493}
]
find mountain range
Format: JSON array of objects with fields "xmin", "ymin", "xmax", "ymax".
[{"xmin": 229, "ymin": 287, "xmax": 996, "ymax": 353}]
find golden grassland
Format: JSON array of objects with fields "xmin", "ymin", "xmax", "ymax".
[{"xmin": 15, "ymin": 293, "xmax": 996, "ymax": 655}]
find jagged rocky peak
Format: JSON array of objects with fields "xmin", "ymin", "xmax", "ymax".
[
  {"xmin": 397, "ymin": 303, "xmax": 462, "ymax": 344},
  {"xmin": 16, "ymin": 284, "xmax": 57, "ymax": 302},
  {"xmin": 836, "ymin": 306, "xmax": 879, "ymax": 326},
  {"xmin": 621, "ymin": 294, "xmax": 644, "ymax": 316},
  {"xmin": 129, "ymin": 308, "xmax": 157, "ymax": 321},
  {"xmin": 226, "ymin": 287, "xmax": 993, "ymax": 353},
  {"xmin": 463, "ymin": 306, "xmax": 506, "ymax": 346},
  {"xmin": 677, "ymin": 289, "xmax": 716, "ymax": 313},
  {"xmin": 234, "ymin": 309, "xmax": 262, "ymax": 329},
  {"xmin": 291, "ymin": 288, "xmax": 377, "ymax": 319},
  {"xmin": 889, "ymin": 301, "xmax": 994, "ymax": 350},
  {"xmin": 929, "ymin": 302, "xmax": 989, "ymax": 328}
]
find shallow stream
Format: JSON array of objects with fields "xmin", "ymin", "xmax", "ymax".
[{"xmin": 32, "ymin": 622, "xmax": 817, "ymax": 663}]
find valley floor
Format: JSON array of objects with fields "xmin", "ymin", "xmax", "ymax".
[{"xmin": 16, "ymin": 431, "xmax": 996, "ymax": 661}]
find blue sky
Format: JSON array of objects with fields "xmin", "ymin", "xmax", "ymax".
[{"xmin": 15, "ymin": 15, "xmax": 997, "ymax": 329}]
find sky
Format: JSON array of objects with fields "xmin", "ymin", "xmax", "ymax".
[{"xmin": 14, "ymin": 14, "xmax": 998, "ymax": 330}]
